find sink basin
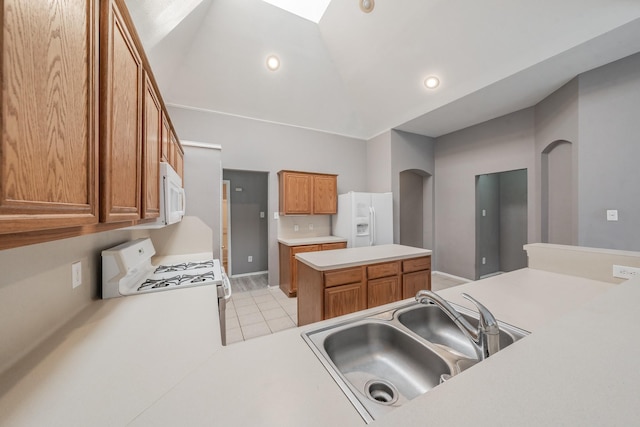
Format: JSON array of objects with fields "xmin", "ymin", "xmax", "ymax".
[
  {"xmin": 302, "ymin": 299, "xmax": 529, "ymax": 423},
  {"xmin": 324, "ymin": 322, "xmax": 451, "ymax": 405},
  {"xmin": 397, "ymin": 304, "xmax": 520, "ymax": 359}
]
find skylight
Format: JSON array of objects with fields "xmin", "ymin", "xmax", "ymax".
[{"xmin": 262, "ymin": 0, "xmax": 332, "ymax": 23}]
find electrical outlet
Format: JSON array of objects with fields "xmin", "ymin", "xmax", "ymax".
[
  {"xmin": 607, "ymin": 210, "xmax": 618, "ymax": 221},
  {"xmin": 248, "ymin": 256, "xmax": 253, "ymax": 262},
  {"xmin": 260, "ymin": 211, "xmax": 265, "ymax": 218},
  {"xmin": 274, "ymin": 212, "xmax": 279, "ymax": 220},
  {"xmin": 294, "ymin": 225, "xmax": 299, "ymax": 232},
  {"xmin": 613, "ymin": 265, "xmax": 640, "ymax": 280},
  {"xmin": 482, "ymin": 257, "xmax": 486, "ymax": 265},
  {"xmin": 72, "ymin": 261, "xmax": 82, "ymax": 288},
  {"xmin": 308, "ymin": 223, "xmax": 314, "ymax": 231}
]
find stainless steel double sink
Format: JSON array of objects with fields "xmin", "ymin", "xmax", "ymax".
[{"xmin": 302, "ymin": 300, "xmax": 529, "ymax": 423}]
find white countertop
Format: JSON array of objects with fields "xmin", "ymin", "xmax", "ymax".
[
  {"xmin": 296, "ymin": 244, "xmax": 432, "ymax": 271},
  {"xmin": 1, "ymin": 268, "xmax": 632, "ymax": 426},
  {"xmin": 277, "ymin": 235, "xmax": 347, "ymax": 246}
]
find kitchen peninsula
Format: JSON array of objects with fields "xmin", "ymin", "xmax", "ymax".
[
  {"xmin": 296, "ymin": 244, "xmax": 431, "ymax": 325},
  {"xmin": 2, "ymin": 245, "xmax": 640, "ymax": 426}
]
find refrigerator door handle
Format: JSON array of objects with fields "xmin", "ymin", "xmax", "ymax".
[{"xmin": 369, "ymin": 206, "xmax": 375, "ymax": 246}]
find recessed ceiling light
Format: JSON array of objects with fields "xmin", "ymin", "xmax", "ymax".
[
  {"xmin": 360, "ymin": 0, "xmax": 374, "ymax": 13},
  {"xmin": 266, "ymin": 55, "xmax": 280, "ymax": 71},
  {"xmin": 424, "ymin": 76, "xmax": 440, "ymax": 89}
]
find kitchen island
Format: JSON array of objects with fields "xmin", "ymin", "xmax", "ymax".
[
  {"xmin": 3, "ymin": 265, "xmax": 640, "ymax": 426},
  {"xmin": 296, "ymin": 244, "xmax": 432, "ymax": 325}
]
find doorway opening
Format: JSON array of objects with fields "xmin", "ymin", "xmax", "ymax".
[
  {"xmin": 222, "ymin": 180, "xmax": 231, "ymax": 274},
  {"xmin": 475, "ymin": 169, "xmax": 528, "ymax": 280},
  {"xmin": 399, "ymin": 169, "xmax": 433, "ymax": 250},
  {"xmin": 222, "ymin": 169, "xmax": 269, "ymax": 283},
  {"xmin": 541, "ymin": 140, "xmax": 573, "ymax": 244}
]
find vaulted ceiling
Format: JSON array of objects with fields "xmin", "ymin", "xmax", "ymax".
[{"xmin": 125, "ymin": 0, "xmax": 640, "ymax": 140}]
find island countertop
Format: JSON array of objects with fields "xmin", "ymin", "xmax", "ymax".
[
  {"xmin": 296, "ymin": 244, "xmax": 431, "ymax": 271},
  {"xmin": 277, "ymin": 235, "xmax": 347, "ymax": 246}
]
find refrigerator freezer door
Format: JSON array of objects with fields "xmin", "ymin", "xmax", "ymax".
[{"xmin": 371, "ymin": 192, "xmax": 393, "ymax": 245}]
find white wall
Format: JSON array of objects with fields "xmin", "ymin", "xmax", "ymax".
[{"xmin": 167, "ymin": 105, "xmax": 367, "ymax": 284}]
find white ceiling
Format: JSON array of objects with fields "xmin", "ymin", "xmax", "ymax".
[{"xmin": 125, "ymin": 0, "xmax": 640, "ymax": 140}]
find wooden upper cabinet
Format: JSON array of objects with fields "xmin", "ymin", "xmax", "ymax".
[
  {"xmin": 312, "ymin": 174, "xmax": 338, "ymax": 214},
  {"xmin": 279, "ymin": 171, "xmax": 312, "ymax": 215},
  {"xmin": 0, "ymin": 0, "xmax": 99, "ymax": 234},
  {"xmin": 99, "ymin": 0, "xmax": 143, "ymax": 222},
  {"xmin": 161, "ymin": 113, "xmax": 170, "ymax": 163},
  {"xmin": 141, "ymin": 73, "xmax": 161, "ymax": 219},
  {"xmin": 175, "ymin": 143, "xmax": 184, "ymax": 182},
  {"xmin": 278, "ymin": 170, "xmax": 337, "ymax": 215}
]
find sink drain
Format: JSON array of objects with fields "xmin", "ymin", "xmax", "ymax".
[{"xmin": 365, "ymin": 380, "xmax": 399, "ymax": 405}]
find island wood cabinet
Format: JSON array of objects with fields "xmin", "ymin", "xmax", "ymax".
[
  {"xmin": 278, "ymin": 171, "xmax": 337, "ymax": 215},
  {"xmin": 297, "ymin": 255, "xmax": 431, "ymax": 326},
  {"xmin": 0, "ymin": 0, "xmax": 100, "ymax": 234},
  {"xmin": 0, "ymin": 0, "xmax": 184, "ymax": 248},
  {"xmin": 279, "ymin": 241, "xmax": 348, "ymax": 297}
]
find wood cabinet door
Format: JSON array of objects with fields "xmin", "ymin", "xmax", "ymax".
[
  {"xmin": 0, "ymin": 0, "xmax": 99, "ymax": 233},
  {"xmin": 324, "ymin": 282, "xmax": 366, "ymax": 320},
  {"xmin": 290, "ymin": 245, "xmax": 320, "ymax": 294},
  {"xmin": 368, "ymin": 276, "xmax": 401, "ymax": 308},
  {"xmin": 160, "ymin": 113, "xmax": 170, "ymax": 163},
  {"xmin": 402, "ymin": 270, "xmax": 431, "ymax": 299},
  {"xmin": 312, "ymin": 174, "xmax": 337, "ymax": 214},
  {"xmin": 175, "ymin": 145, "xmax": 184, "ymax": 182},
  {"xmin": 321, "ymin": 242, "xmax": 347, "ymax": 251},
  {"xmin": 141, "ymin": 74, "xmax": 161, "ymax": 219},
  {"xmin": 279, "ymin": 172, "xmax": 312, "ymax": 214},
  {"xmin": 100, "ymin": 0, "xmax": 143, "ymax": 222}
]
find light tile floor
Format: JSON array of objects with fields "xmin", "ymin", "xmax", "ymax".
[
  {"xmin": 226, "ymin": 272, "xmax": 469, "ymax": 345},
  {"xmin": 225, "ymin": 286, "xmax": 297, "ymax": 345}
]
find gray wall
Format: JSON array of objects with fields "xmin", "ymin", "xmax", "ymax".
[
  {"xmin": 390, "ymin": 130, "xmax": 436, "ymax": 250},
  {"xmin": 578, "ymin": 53, "xmax": 640, "ymax": 250},
  {"xmin": 168, "ymin": 106, "xmax": 367, "ymax": 285},
  {"xmin": 223, "ymin": 170, "xmax": 268, "ymax": 275},
  {"xmin": 183, "ymin": 144, "xmax": 222, "ymax": 259},
  {"xmin": 435, "ymin": 109, "xmax": 536, "ymax": 279},
  {"xmin": 535, "ymin": 78, "xmax": 579, "ymax": 244}
]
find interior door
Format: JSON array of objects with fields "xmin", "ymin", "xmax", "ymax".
[{"xmin": 222, "ymin": 180, "xmax": 230, "ymax": 274}]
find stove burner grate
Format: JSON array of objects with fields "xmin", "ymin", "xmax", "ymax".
[
  {"xmin": 154, "ymin": 260, "xmax": 215, "ymax": 274},
  {"xmin": 137, "ymin": 270, "xmax": 218, "ymax": 291}
]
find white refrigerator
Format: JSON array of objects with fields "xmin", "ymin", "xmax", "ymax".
[{"xmin": 332, "ymin": 192, "xmax": 393, "ymax": 248}]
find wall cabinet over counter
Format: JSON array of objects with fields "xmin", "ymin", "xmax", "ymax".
[
  {"xmin": 278, "ymin": 171, "xmax": 337, "ymax": 215},
  {"xmin": 0, "ymin": 0, "xmax": 184, "ymax": 249},
  {"xmin": 296, "ymin": 246, "xmax": 432, "ymax": 326},
  {"xmin": 0, "ymin": 0, "xmax": 100, "ymax": 234}
]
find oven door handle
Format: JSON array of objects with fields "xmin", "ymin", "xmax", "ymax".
[{"xmin": 222, "ymin": 273, "xmax": 232, "ymax": 300}]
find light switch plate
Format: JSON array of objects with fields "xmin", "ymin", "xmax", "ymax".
[{"xmin": 607, "ymin": 210, "xmax": 618, "ymax": 221}]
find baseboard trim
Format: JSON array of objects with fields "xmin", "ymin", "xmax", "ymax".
[
  {"xmin": 479, "ymin": 271, "xmax": 504, "ymax": 280},
  {"xmin": 230, "ymin": 270, "xmax": 268, "ymax": 279},
  {"xmin": 432, "ymin": 271, "xmax": 472, "ymax": 283}
]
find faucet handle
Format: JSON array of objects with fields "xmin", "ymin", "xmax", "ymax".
[{"xmin": 461, "ymin": 293, "xmax": 499, "ymax": 333}]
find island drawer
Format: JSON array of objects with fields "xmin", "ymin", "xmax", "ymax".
[
  {"xmin": 403, "ymin": 256, "xmax": 431, "ymax": 273},
  {"xmin": 367, "ymin": 261, "xmax": 400, "ymax": 280},
  {"xmin": 324, "ymin": 267, "xmax": 363, "ymax": 288}
]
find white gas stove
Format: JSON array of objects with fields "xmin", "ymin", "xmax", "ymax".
[{"xmin": 101, "ymin": 238, "xmax": 224, "ymax": 298}]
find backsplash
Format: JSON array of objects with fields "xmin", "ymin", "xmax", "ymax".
[{"xmin": 277, "ymin": 215, "xmax": 332, "ymax": 239}]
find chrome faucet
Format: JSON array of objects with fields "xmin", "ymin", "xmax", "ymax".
[{"xmin": 415, "ymin": 290, "xmax": 500, "ymax": 360}]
